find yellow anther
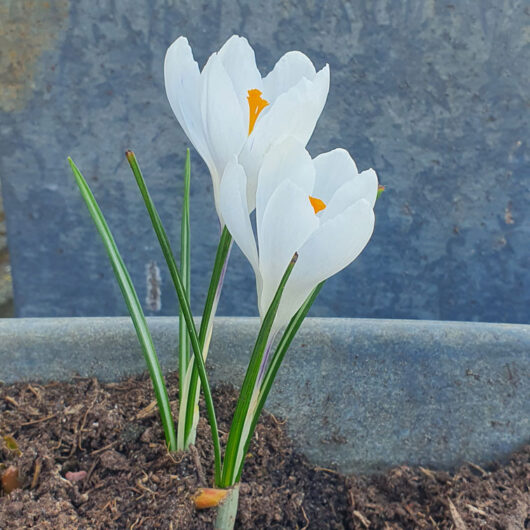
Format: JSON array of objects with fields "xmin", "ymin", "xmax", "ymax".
[
  {"xmin": 247, "ymin": 89, "xmax": 269, "ymax": 135},
  {"xmin": 309, "ymin": 196, "xmax": 326, "ymax": 214}
]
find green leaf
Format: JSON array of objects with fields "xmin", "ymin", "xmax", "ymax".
[
  {"xmin": 180, "ymin": 149, "xmax": 191, "ymax": 367},
  {"xmin": 68, "ymin": 157, "xmax": 177, "ymax": 451},
  {"xmin": 198, "ymin": 227, "xmax": 233, "ymax": 353},
  {"xmin": 221, "ymin": 253, "xmax": 299, "ymax": 487},
  {"xmin": 124, "ymin": 151, "xmax": 222, "ymax": 483},
  {"xmin": 178, "ymin": 149, "xmax": 191, "ymax": 448}
]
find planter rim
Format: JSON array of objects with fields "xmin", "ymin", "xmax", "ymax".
[
  {"xmin": 1, "ymin": 315, "xmax": 529, "ymax": 327},
  {"xmin": 1, "ymin": 316, "xmax": 529, "ymax": 474}
]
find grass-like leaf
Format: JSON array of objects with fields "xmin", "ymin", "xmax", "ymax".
[
  {"xmin": 125, "ymin": 151, "xmax": 222, "ymax": 482},
  {"xmin": 178, "ymin": 149, "xmax": 191, "ymax": 448},
  {"xmin": 68, "ymin": 157, "xmax": 177, "ymax": 451}
]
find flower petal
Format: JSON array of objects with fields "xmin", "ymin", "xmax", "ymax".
[
  {"xmin": 239, "ymin": 65, "xmax": 330, "ymax": 206},
  {"xmin": 312, "ymin": 148, "xmax": 359, "ymax": 203},
  {"xmin": 274, "ymin": 199, "xmax": 375, "ymax": 329},
  {"xmin": 254, "ymin": 64, "xmax": 329, "ymax": 146},
  {"xmin": 200, "ymin": 55, "xmax": 247, "ymax": 196},
  {"xmin": 263, "ymin": 51, "xmax": 317, "ymax": 102},
  {"xmin": 217, "ymin": 35, "xmax": 263, "ymax": 119},
  {"xmin": 357, "ymin": 168, "xmax": 379, "ymax": 209},
  {"xmin": 255, "ymin": 137, "xmax": 315, "ymax": 229},
  {"xmin": 299, "ymin": 198, "xmax": 375, "ymax": 281},
  {"xmin": 219, "ymin": 158, "xmax": 259, "ymax": 272},
  {"xmin": 320, "ymin": 169, "xmax": 379, "ymax": 223},
  {"xmin": 164, "ymin": 37, "xmax": 213, "ymax": 171},
  {"xmin": 257, "ymin": 180, "xmax": 319, "ymax": 318}
]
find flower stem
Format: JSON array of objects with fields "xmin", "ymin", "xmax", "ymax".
[
  {"xmin": 256, "ymin": 333, "xmax": 276, "ymax": 386},
  {"xmin": 220, "ymin": 253, "xmax": 298, "ymax": 487},
  {"xmin": 233, "ymin": 282, "xmax": 324, "ymax": 483}
]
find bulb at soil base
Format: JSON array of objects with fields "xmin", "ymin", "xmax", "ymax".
[
  {"xmin": 194, "ymin": 487, "xmax": 229, "ymax": 509},
  {"xmin": 193, "ymin": 486, "xmax": 239, "ymax": 530},
  {"xmin": 214, "ymin": 485, "xmax": 239, "ymax": 530}
]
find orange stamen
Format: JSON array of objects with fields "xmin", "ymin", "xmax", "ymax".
[
  {"xmin": 247, "ymin": 89, "xmax": 269, "ymax": 135},
  {"xmin": 309, "ymin": 196, "xmax": 326, "ymax": 214}
]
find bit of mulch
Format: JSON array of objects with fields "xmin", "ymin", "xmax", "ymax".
[{"xmin": 0, "ymin": 373, "xmax": 528, "ymax": 529}]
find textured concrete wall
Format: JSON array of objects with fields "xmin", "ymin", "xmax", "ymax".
[
  {"xmin": 0, "ymin": 180, "xmax": 14, "ymax": 316},
  {"xmin": 0, "ymin": 1, "xmax": 528, "ymax": 322}
]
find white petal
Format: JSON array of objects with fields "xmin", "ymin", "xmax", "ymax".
[
  {"xmin": 262, "ymin": 198, "xmax": 376, "ymax": 333},
  {"xmin": 271, "ymin": 279, "xmax": 315, "ymax": 336},
  {"xmin": 320, "ymin": 168, "xmax": 379, "ymax": 222},
  {"xmin": 312, "ymin": 148, "xmax": 359, "ymax": 203},
  {"xmin": 273, "ymin": 199, "xmax": 375, "ymax": 330},
  {"xmin": 263, "ymin": 51, "xmax": 317, "ymax": 102},
  {"xmin": 255, "ymin": 64, "xmax": 329, "ymax": 146},
  {"xmin": 356, "ymin": 168, "xmax": 379, "ymax": 209},
  {"xmin": 239, "ymin": 65, "xmax": 330, "ymax": 196},
  {"xmin": 298, "ymin": 198, "xmax": 375, "ymax": 284},
  {"xmin": 255, "ymin": 137, "xmax": 315, "ymax": 228},
  {"xmin": 219, "ymin": 158, "xmax": 259, "ymax": 272},
  {"xmin": 200, "ymin": 55, "xmax": 247, "ymax": 189},
  {"xmin": 164, "ymin": 37, "xmax": 213, "ymax": 171},
  {"xmin": 257, "ymin": 180, "xmax": 319, "ymax": 318},
  {"xmin": 217, "ymin": 35, "xmax": 263, "ymax": 119}
]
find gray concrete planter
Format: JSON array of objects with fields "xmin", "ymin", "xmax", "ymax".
[{"xmin": 1, "ymin": 317, "xmax": 528, "ymax": 474}]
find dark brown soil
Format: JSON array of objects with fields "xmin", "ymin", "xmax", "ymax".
[{"xmin": 1, "ymin": 373, "xmax": 528, "ymax": 529}]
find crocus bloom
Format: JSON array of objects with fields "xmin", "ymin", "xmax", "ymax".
[
  {"xmin": 164, "ymin": 35, "xmax": 330, "ymax": 219},
  {"xmin": 219, "ymin": 137, "xmax": 378, "ymax": 336}
]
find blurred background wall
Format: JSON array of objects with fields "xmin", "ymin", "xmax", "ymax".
[
  {"xmin": 0, "ymin": 0, "xmax": 528, "ymax": 323},
  {"xmin": 0, "ymin": 180, "xmax": 13, "ymax": 317}
]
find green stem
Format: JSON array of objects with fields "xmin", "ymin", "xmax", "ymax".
[
  {"xmin": 125, "ymin": 151, "xmax": 222, "ymax": 482},
  {"xmin": 220, "ymin": 253, "xmax": 299, "ymax": 487},
  {"xmin": 68, "ymin": 157, "xmax": 177, "ymax": 451}
]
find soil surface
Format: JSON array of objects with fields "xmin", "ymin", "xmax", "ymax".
[{"xmin": 1, "ymin": 373, "xmax": 528, "ymax": 529}]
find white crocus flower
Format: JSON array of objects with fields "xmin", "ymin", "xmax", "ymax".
[
  {"xmin": 164, "ymin": 35, "xmax": 330, "ymax": 219},
  {"xmin": 220, "ymin": 137, "xmax": 378, "ymax": 337}
]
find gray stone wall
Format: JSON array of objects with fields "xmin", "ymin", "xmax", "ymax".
[
  {"xmin": 0, "ymin": 1, "xmax": 528, "ymax": 322},
  {"xmin": 0, "ymin": 180, "xmax": 14, "ymax": 317}
]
